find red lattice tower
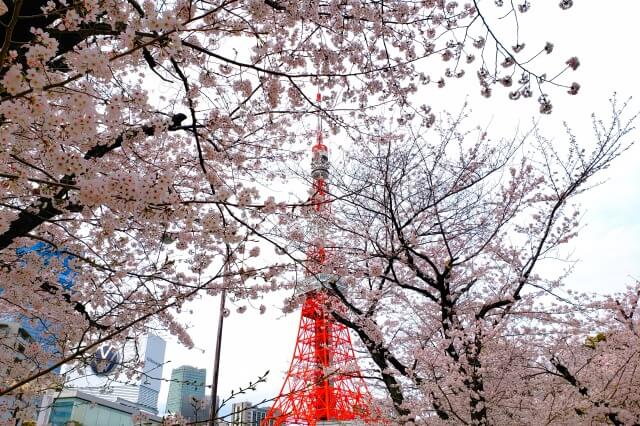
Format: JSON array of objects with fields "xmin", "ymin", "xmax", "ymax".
[{"xmin": 262, "ymin": 93, "xmax": 376, "ymax": 426}]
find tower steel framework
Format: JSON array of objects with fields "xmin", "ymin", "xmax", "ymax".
[{"xmin": 262, "ymin": 93, "xmax": 375, "ymax": 426}]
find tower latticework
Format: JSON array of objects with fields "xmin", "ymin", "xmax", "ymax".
[{"xmin": 262, "ymin": 93, "xmax": 376, "ymax": 426}]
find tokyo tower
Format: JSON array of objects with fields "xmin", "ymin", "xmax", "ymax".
[{"xmin": 261, "ymin": 93, "xmax": 376, "ymax": 426}]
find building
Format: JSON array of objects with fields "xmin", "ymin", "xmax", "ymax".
[
  {"xmin": 36, "ymin": 389, "xmax": 163, "ymax": 426},
  {"xmin": 202, "ymin": 395, "xmax": 221, "ymax": 422},
  {"xmin": 166, "ymin": 365, "xmax": 207, "ymax": 421},
  {"xmin": 231, "ymin": 401, "xmax": 272, "ymax": 426},
  {"xmin": 63, "ymin": 334, "xmax": 166, "ymax": 414},
  {"xmin": 197, "ymin": 395, "xmax": 227, "ymax": 425},
  {"xmin": 0, "ymin": 320, "xmax": 34, "ymax": 368},
  {"xmin": 0, "ymin": 320, "xmax": 41, "ymax": 424}
]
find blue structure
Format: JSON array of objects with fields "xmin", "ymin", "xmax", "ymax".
[{"xmin": 15, "ymin": 241, "xmax": 77, "ymax": 289}]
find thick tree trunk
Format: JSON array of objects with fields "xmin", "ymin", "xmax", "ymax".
[{"xmin": 466, "ymin": 335, "xmax": 488, "ymax": 425}]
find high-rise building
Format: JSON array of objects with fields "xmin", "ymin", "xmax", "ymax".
[
  {"xmin": 231, "ymin": 401, "xmax": 272, "ymax": 426},
  {"xmin": 63, "ymin": 334, "xmax": 166, "ymax": 414},
  {"xmin": 166, "ymin": 365, "xmax": 207, "ymax": 421}
]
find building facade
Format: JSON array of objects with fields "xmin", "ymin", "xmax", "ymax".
[
  {"xmin": 231, "ymin": 401, "xmax": 272, "ymax": 426},
  {"xmin": 0, "ymin": 320, "xmax": 34, "ymax": 369},
  {"xmin": 0, "ymin": 320, "xmax": 41, "ymax": 424},
  {"xmin": 166, "ymin": 365, "xmax": 207, "ymax": 421},
  {"xmin": 63, "ymin": 334, "xmax": 166, "ymax": 414},
  {"xmin": 36, "ymin": 389, "xmax": 163, "ymax": 426}
]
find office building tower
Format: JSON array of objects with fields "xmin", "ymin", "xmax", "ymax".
[
  {"xmin": 166, "ymin": 365, "xmax": 207, "ymax": 421},
  {"xmin": 64, "ymin": 333, "xmax": 166, "ymax": 414}
]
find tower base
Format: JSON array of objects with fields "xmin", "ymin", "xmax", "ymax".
[{"xmin": 262, "ymin": 291, "xmax": 375, "ymax": 426}]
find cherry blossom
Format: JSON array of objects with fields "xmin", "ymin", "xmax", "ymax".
[{"xmin": 0, "ymin": 0, "xmax": 594, "ymax": 422}]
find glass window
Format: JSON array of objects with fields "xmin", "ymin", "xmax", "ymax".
[{"xmin": 49, "ymin": 400, "xmax": 74, "ymax": 426}]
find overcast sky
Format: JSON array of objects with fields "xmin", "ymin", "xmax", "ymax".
[{"xmin": 154, "ymin": 1, "xmax": 640, "ymax": 417}]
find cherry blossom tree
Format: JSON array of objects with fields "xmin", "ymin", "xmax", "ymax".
[
  {"xmin": 0, "ymin": 0, "xmax": 582, "ymax": 422},
  {"xmin": 536, "ymin": 282, "xmax": 640, "ymax": 425},
  {"xmin": 301, "ymin": 100, "xmax": 638, "ymax": 424}
]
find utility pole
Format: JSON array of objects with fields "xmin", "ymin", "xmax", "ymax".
[
  {"xmin": 209, "ymin": 249, "xmax": 230, "ymax": 426},
  {"xmin": 208, "ymin": 286, "xmax": 226, "ymax": 426}
]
